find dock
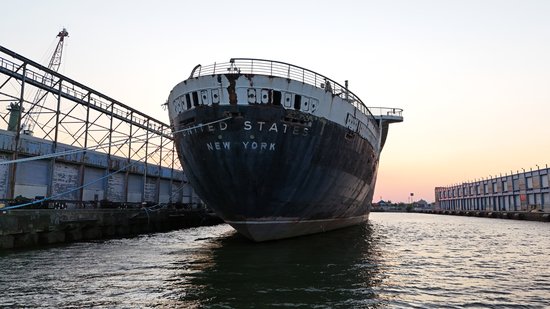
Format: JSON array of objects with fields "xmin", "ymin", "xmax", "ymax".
[
  {"xmin": 0, "ymin": 208, "xmax": 223, "ymax": 249},
  {"xmin": 0, "ymin": 42, "xmax": 221, "ymax": 250},
  {"xmin": 435, "ymin": 167, "xmax": 549, "ymax": 214},
  {"xmin": 419, "ymin": 209, "xmax": 550, "ymax": 222}
]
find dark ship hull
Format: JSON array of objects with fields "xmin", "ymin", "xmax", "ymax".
[{"xmin": 168, "ymin": 59, "xmax": 402, "ymax": 241}]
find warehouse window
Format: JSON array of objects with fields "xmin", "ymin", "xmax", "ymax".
[
  {"xmin": 526, "ymin": 177, "xmax": 533, "ymax": 190},
  {"xmin": 541, "ymin": 175, "xmax": 549, "ymax": 188}
]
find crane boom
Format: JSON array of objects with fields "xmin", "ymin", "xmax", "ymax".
[
  {"xmin": 47, "ymin": 28, "xmax": 69, "ymax": 72},
  {"xmin": 22, "ymin": 28, "xmax": 69, "ymax": 135}
]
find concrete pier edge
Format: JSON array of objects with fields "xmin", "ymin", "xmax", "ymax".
[
  {"xmin": 417, "ymin": 209, "xmax": 550, "ymax": 222},
  {"xmin": 0, "ymin": 208, "xmax": 223, "ymax": 250}
]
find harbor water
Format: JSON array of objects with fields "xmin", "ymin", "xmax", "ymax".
[{"xmin": 1, "ymin": 213, "xmax": 549, "ymax": 308}]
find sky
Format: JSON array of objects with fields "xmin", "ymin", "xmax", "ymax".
[{"xmin": 1, "ymin": 0, "xmax": 549, "ymax": 203}]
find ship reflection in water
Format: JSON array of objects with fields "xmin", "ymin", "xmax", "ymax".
[
  {"xmin": 169, "ymin": 224, "xmax": 382, "ymax": 308},
  {"xmin": 1, "ymin": 213, "xmax": 549, "ymax": 308}
]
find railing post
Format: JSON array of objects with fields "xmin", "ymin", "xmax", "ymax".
[{"xmin": 287, "ymin": 65, "xmax": 290, "ymax": 79}]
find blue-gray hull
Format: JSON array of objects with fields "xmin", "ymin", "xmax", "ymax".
[{"xmin": 173, "ymin": 104, "xmax": 379, "ymax": 241}]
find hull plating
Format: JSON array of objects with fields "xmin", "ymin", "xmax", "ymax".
[{"xmin": 173, "ymin": 104, "xmax": 379, "ymax": 241}]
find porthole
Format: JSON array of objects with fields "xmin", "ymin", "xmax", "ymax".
[
  {"xmin": 302, "ymin": 97, "xmax": 310, "ymax": 111},
  {"xmin": 283, "ymin": 92, "xmax": 292, "ymax": 108},
  {"xmin": 200, "ymin": 90, "xmax": 210, "ymax": 105},
  {"xmin": 247, "ymin": 88, "xmax": 257, "ymax": 104},
  {"xmin": 261, "ymin": 89, "xmax": 270, "ymax": 104},
  {"xmin": 211, "ymin": 89, "xmax": 220, "ymax": 104},
  {"xmin": 311, "ymin": 99, "xmax": 318, "ymax": 112}
]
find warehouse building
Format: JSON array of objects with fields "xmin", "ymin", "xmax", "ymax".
[{"xmin": 435, "ymin": 167, "xmax": 549, "ymax": 212}]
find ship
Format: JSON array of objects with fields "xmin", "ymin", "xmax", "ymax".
[{"xmin": 167, "ymin": 58, "xmax": 403, "ymax": 241}]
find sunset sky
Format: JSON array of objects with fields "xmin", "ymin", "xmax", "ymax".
[{"xmin": 1, "ymin": 0, "xmax": 549, "ymax": 203}]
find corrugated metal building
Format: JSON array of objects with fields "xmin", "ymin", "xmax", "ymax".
[
  {"xmin": 0, "ymin": 44, "xmax": 201, "ymax": 208},
  {"xmin": 0, "ymin": 129, "xmax": 199, "ymax": 207},
  {"xmin": 435, "ymin": 167, "xmax": 549, "ymax": 212}
]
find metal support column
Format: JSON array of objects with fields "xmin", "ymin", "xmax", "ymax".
[
  {"xmin": 47, "ymin": 80, "xmax": 63, "ymax": 198},
  {"xmin": 78, "ymin": 93, "xmax": 91, "ymax": 203},
  {"xmin": 143, "ymin": 119, "xmax": 149, "ymax": 203},
  {"xmin": 8, "ymin": 64, "xmax": 26, "ymax": 199}
]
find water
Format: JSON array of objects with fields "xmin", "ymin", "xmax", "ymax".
[{"xmin": 1, "ymin": 213, "xmax": 549, "ymax": 308}]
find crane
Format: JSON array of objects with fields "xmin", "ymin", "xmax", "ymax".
[{"xmin": 22, "ymin": 28, "xmax": 69, "ymax": 135}]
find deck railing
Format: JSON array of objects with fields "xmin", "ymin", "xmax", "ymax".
[
  {"xmin": 368, "ymin": 107, "xmax": 404, "ymax": 118},
  {"xmin": 189, "ymin": 58, "xmax": 375, "ymax": 120}
]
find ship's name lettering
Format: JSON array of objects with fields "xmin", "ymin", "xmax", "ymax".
[
  {"xmin": 183, "ymin": 121, "xmax": 309, "ymax": 136},
  {"xmin": 206, "ymin": 141, "xmax": 276, "ymax": 151},
  {"xmin": 243, "ymin": 121, "xmax": 309, "ymax": 136},
  {"xmin": 206, "ymin": 141, "xmax": 231, "ymax": 151}
]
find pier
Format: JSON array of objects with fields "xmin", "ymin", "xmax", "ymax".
[
  {"xmin": 434, "ymin": 167, "xmax": 550, "ymax": 219},
  {"xmin": 0, "ymin": 44, "xmax": 219, "ymax": 249},
  {"xmin": 0, "ymin": 208, "xmax": 222, "ymax": 249},
  {"xmin": 419, "ymin": 209, "xmax": 550, "ymax": 222}
]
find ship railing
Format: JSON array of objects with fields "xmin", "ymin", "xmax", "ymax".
[
  {"xmin": 368, "ymin": 107, "xmax": 404, "ymax": 123},
  {"xmin": 190, "ymin": 58, "xmax": 376, "ymax": 121},
  {"xmin": 368, "ymin": 107, "xmax": 403, "ymax": 117}
]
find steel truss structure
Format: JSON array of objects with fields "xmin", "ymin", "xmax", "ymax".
[{"xmin": 0, "ymin": 45, "xmax": 182, "ymax": 200}]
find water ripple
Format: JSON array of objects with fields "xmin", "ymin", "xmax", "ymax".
[{"xmin": 0, "ymin": 214, "xmax": 549, "ymax": 308}]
